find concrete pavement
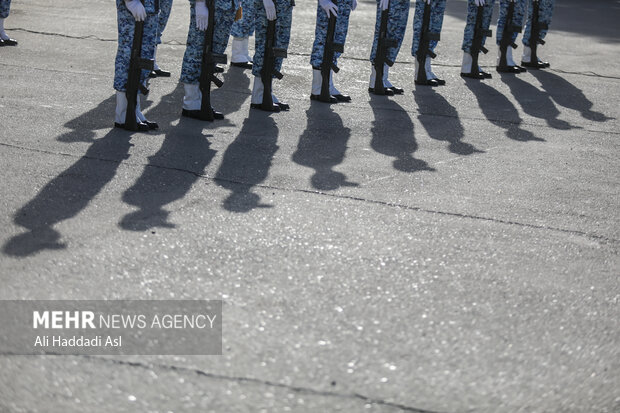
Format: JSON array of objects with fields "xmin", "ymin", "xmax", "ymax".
[{"xmin": 0, "ymin": 0, "xmax": 618, "ymax": 412}]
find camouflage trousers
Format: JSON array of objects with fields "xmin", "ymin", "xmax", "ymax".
[
  {"xmin": 461, "ymin": 0, "xmax": 495, "ymax": 53},
  {"xmin": 496, "ymin": 0, "xmax": 525, "ymax": 45},
  {"xmin": 157, "ymin": 0, "xmax": 174, "ymax": 45},
  {"xmin": 370, "ymin": 0, "xmax": 410, "ymax": 64},
  {"xmin": 0, "ymin": 0, "xmax": 11, "ymax": 19},
  {"xmin": 231, "ymin": 0, "xmax": 256, "ymax": 38},
  {"xmin": 180, "ymin": 0, "xmax": 236, "ymax": 84},
  {"xmin": 251, "ymin": 0, "xmax": 293, "ymax": 77},
  {"xmin": 411, "ymin": 0, "xmax": 447, "ymax": 57},
  {"xmin": 522, "ymin": 0, "xmax": 554, "ymax": 47},
  {"xmin": 113, "ymin": 0, "xmax": 158, "ymax": 92},
  {"xmin": 310, "ymin": 0, "xmax": 354, "ymax": 69}
]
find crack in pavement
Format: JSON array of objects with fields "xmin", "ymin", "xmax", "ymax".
[
  {"xmin": 7, "ymin": 27, "xmax": 620, "ymax": 80},
  {"xmin": 0, "ymin": 353, "xmax": 446, "ymax": 413},
  {"xmin": 1, "ymin": 141, "xmax": 618, "ymax": 246}
]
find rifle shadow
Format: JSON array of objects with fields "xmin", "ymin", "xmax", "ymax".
[
  {"xmin": 529, "ymin": 70, "xmax": 614, "ymax": 123},
  {"xmin": 500, "ymin": 73, "xmax": 576, "ymax": 130},
  {"xmin": 368, "ymin": 96, "xmax": 435, "ymax": 173},
  {"xmin": 3, "ymin": 128, "xmax": 132, "ymax": 257},
  {"xmin": 56, "ymin": 95, "xmax": 117, "ymax": 143},
  {"xmin": 119, "ymin": 84, "xmax": 217, "ymax": 231},
  {"xmin": 292, "ymin": 103, "xmax": 359, "ymax": 191},
  {"xmin": 213, "ymin": 66, "xmax": 252, "ymax": 117},
  {"xmin": 413, "ymin": 88, "xmax": 484, "ymax": 156},
  {"xmin": 213, "ymin": 109, "xmax": 278, "ymax": 213},
  {"xmin": 464, "ymin": 79, "xmax": 544, "ymax": 142}
]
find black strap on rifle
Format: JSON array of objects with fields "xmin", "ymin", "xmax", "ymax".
[
  {"xmin": 529, "ymin": 0, "xmax": 547, "ymax": 64},
  {"xmin": 468, "ymin": 5, "xmax": 492, "ymax": 74},
  {"xmin": 199, "ymin": 0, "xmax": 228, "ymax": 121},
  {"xmin": 498, "ymin": 1, "xmax": 522, "ymax": 68},
  {"xmin": 124, "ymin": 1, "xmax": 155, "ymax": 130},
  {"xmin": 261, "ymin": 18, "xmax": 288, "ymax": 110},
  {"xmin": 319, "ymin": 14, "xmax": 344, "ymax": 102},
  {"xmin": 373, "ymin": 5, "xmax": 398, "ymax": 94},
  {"xmin": 415, "ymin": 2, "xmax": 440, "ymax": 84}
]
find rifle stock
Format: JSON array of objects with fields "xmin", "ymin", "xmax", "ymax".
[
  {"xmin": 125, "ymin": 11, "xmax": 154, "ymax": 130},
  {"xmin": 261, "ymin": 18, "xmax": 288, "ymax": 110},
  {"xmin": 373, "ymin": 6, "xmax": 398, "ymax": 94},
  {"xmin": 319, "ymin": 14, "xmax": 344, "ymax": 102}
]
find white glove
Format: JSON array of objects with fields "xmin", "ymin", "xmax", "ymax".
[
  {"xmin": 475, "ymin": 0, "xmax": 485, "ymax": 6},
  {"xmin": 195, "ymin": 1, "xmax": 209, "ymax": 31},
  {"xmin": 380, "ymin": 0, "xmax": 389, "ymax": 11},
  {"xmin": 263, "ymin": 0, "xmax": 276, "ymax": 20},
  {"xmin": 425, "ymin": 0, "xmax": 431, "ymax": 4},
  {"xmin": 125, "ymin": 0, "xmax": 146, "ymax": 21},
  {"xmin": 319, "ymin": 0, "xmax": 338, "ymax": 17},
  {"xmin": 352, "ymin": 0, "xmax": 357, "ymax": 11}
]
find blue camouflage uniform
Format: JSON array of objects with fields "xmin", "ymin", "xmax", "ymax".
[
  {"xmin": 0, "ymin": 0, "xmax": 10, "ymax": 19},
  {"xmin": 411, "ymin": 0, "xmax": 446, "ymax": 57},
  {"xmin": 114, "ymin": 0, "xmax": 158, "ymax": 92},
  {"xmin": 370, "ymin": 0, "xmax": 410, "ymax": 64},
  {"xmin": 180, "ymin": 0, "xmax": 238, "ymax": 84},
  {"xmin": 251, "ymin": 0, "xmax": 293, "ymax": 77},
  {"xmin": 522, "ymin": 0, "xmax": 554, "ymax": 46},
  {"xmin": 310, "ymin": 0, "xmax": 354, "ymax": 69},
  {"xmin": 461, "ymin": 0, "xmax": 495, "ymax": 53},
  {"xmin": 496, "ymin": 0, "xmax": 525, "ymax": 46},
  {"xmin": 156, "ymin": 0, "xmax": 174, "ymax": 45},
  {"xmin": 231, "ymin": 0, "xmax": 256, "ymax": 38}
]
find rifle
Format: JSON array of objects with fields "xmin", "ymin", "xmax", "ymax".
[
  {"xmin": 373, "ymin": 5, "xmax": 398, "ymax": 94},
  {"xmin": 261, "ymin": 18, "xmax": 288, "ymax": 110},
  {"xmin": 527, "ymin": 0, "xmax": 548, "ymax": 67},
  {"xmin": 198, "ymin": 0, "xmax": 228, "ymax": 121},
  {"xmin": 467, "ymin": 5, "xmax": 492, "ymax": 77},
  {"xmin": 125, "ymin": 1, "xmax": 154, "ymax": 131},
  {"xmin": 319, "ymin": 14, "xmax": 344, "ymax": 102},
  {"xmin": 497, "ymin": 0, "xmax": 522, "ymax": 70},
  {"xmin": 415, "ymin": 2, "xmax": 440, "ymax": 84}
]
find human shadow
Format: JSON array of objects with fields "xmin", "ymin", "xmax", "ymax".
[
  {"xmin": 213, "ymin": 66, "xmax": 252, "ymax": 116},
  {"xmin": 292, "ymin": 103, "xmax": 359, "ymax": 191},
  {"xmin": 3, "ymin": 128, "xmax": 132, "ymax": 257},
  {"xmin": 56, "ymin": 95, "xmax": 117, "ymax": 143},
  {"xmin": 500, "ymin": 73, "xmax": 576, "ymax": 130},
  {"xmin": 464, "ymin": 80, "xmax": 544, "ymax": 142},
  {"xmin": 529, "ymin": 70, "xmax": 613, "ymax": 123},
  {"xmin": 368, "ymin": 96, "xmax": 435, "ymax": 173},
  {"xmin": 213, "ymin": 110, "xmax": 278, "ymax": 213},
  {"xmin": 413, "ymin": 88, "xmax": 484, "ymax": 156}
]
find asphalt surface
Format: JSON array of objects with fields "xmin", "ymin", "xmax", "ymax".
[{"xmin": 0, "ymin": 0, "xmax": 619, "ymax": 412}]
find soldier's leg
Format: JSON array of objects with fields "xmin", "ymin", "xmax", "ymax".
[
  {"xmin": 0, "ymin": 0, "xmax": 17, "ymax": 46},
  {"xmin": 151, "ymin": 0, "xmax": 173, "ymax": 76},
  {"xmin": 424, "ymin": 0, "xmax": 446, "ymax": 82},
  {"xmin": 213, "ymin": 0, "xmax": 235, "ymax": 55},
  {"xmin": 522, "ymin": 0, "xmax": 554, "ymax": 66},
  {"xmin": 310, "ymin": 1, "xmax": 335, "ymax": 101},
  {"xmin": 231, "ymin": 0, "xmax": 256, "ymax": 67},
  {"xmin": 496, "ymin": 0, "xmax": 526, "ymax": 71},
  {"xmin": 250, "ymin": 0, "xmax": 279, "ymax": 111},
  {"xmin": 329, "ymin": 0, "xmax": 353, "ymax": 100},
  {"xmin": 269, "ymin": 0, "xmax": 293, "ymax": 109},
  {"xmin": 113, "ymin": 0, "xmax": 158, "ymax": 129},
  {"xmin": 180, "ymin": 0, "xmax": 225, "ymax": 119},
  {"xmin": 370, "ymin": 0, "xmax": 409, "ymax": 93},
  {"xmin": 461, "ymin": 0, "xmax": 495, "ymax": 77}
]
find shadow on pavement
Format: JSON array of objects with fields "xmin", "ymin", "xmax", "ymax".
[
  {"xmin": 56, "ymin": 95, "xmax": 117, "ymax": 143},
  {"xmin": 529, "ymin": 70, "xmax": 614, "ymax": 123},
  {"xmin": 3, "ymin": 127, "xmax": 132, "ymax": 257},
  {"xmin": 500, "ymin": 73, "xmax": 576, "ymax": 130},
  {"xmin": 292, "ymin": 102, "xmax": 359, "ymax": 191},
  {"xmin": 464, "ymin": 79, "xmax": 544, "ymax": 142},
  {"xmin": 414, "ymin": 87, "xmax": 484, "ymax": 156},
  {"xmin": 368, "ymin": 95, "xmax": 435, "ymax": 173},
  {"xmin": 119, "ymin": 85, "xmax": 217, "ymax": 231},
  {"xmin": 214, "ymin": 109, "xmax": 278, "ymax": 213}
]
